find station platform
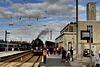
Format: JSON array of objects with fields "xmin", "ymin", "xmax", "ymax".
[
  {"xmin": 0, "ymin": 51, "xmax": 25, "ymax": 58},
  {"xmin": 38, "ymin": 54, "xmax": 84, "ymax": 67}
]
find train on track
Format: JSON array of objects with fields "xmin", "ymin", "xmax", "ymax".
[
  {"xmin": 0, "ymin": 42, "xmax": 31, "ymax": 51},
  {"xmin": 32, "ymin": 38, "xmax": 44, "ymax": 56},
  {"xmin": 0, "ymin": 38, "xmax": 44, "ymax": 56},
  {"xmin": 0, "ymin": 43, "xmax": 19, "ymax": 51}
]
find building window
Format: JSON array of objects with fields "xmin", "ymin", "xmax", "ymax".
[
  {"xmin": 87, "ymin": 25, "xmax": 93, "ymax": 43},
  {"xmin": 69, "ymin": 26, "xmax": 73, "ymax": 32}
]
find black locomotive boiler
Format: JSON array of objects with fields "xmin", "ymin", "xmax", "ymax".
[{"xmin": 32, "ymin": 38, "xmax": 44, "ymax": 55}]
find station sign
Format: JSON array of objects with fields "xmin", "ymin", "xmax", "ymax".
[{"xmin": 81, "ymin": 30, "xmax": 90, "ymax": 40}]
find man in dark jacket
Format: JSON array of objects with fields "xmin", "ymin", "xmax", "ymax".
[{"xmin": 61, "ymin": 47, "xmax": 66, "ymax": 62}]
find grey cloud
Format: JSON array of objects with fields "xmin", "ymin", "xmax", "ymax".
[
  {"xmin": 5, "ymin": 19, "xmax": 21, "ymax": 25},
  {"xmin": 59, "ymin": 16, "xmax": 75, "ymax": 19},
  {"xmin": 0, "ymin": 0, "xmax": 4, "ymax": 3},
  {"xmin": 0, "ymin": 0, "xmax": 87, "ymax": 20},
  {"xmin": 79, "ymin": 0, "xmax": 98, "ymax": 2},
  {"xmin": 96, "ymin": 6, "xmax": 100, "ymax": 21},
  {"xmin": 0, "ymin": 7, "xmax": 8, "ymax": 11},
  {"xmin": 0, "ymin": 29, "xmax": 5, "ymax": 40},
  {"xmin": 0, "ymin": 10, "xmax": 13, "ymax": 19},
  {"xmin": 78, "ymin": 5, "xmax": 86, "ymax": 13},
  {"xmin": 6, "ymin": 0, "xmax": 13, "ymax": 5},
  {"xmin": 9, "ymin": 25, "xmax": 43, "ymax": 40},
  {"xmin": 25, "ymin": 2, "xmax": 48, "ymax": 9},
  {"xmin": 0, "ymin": 0, "xmax": 100, "ymax": 42},
  {"xmin": 8, "ymin": 0, "xmax": 76, "ymax": 19},
  {"xmin": 25, "ymin": 21, "xmax": 35, "ymax": 23},
  {"xmin": 7, "ymin": 20, "xmax": 68, "ymax": 41},
  {"xmin": 10, "ymin": 4, "xmax": 24, "ymax": 9},
  {"xmin": 42, "ymin": 0, "xmax": 73, "ymax": 4},
  {"xmin": 13, "ymin": 9, "xmax": 46, "ymax": 19},
  {"xmin": 46, "ymin": 4, "xmax": 75, "ymax": 15},
  {"xmin": 0, "ymin": 7, "xmax": 13, "ymax": 19}
]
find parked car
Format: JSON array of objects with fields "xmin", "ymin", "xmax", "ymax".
[{"xmin": 83, "ymin": 49, "xmax": 94, "ymax": 57}]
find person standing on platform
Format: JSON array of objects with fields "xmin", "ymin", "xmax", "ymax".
[
  {"xmin": 61, "ymin": 47, "xmax": 66, "ymax": 62},
  {"xmin": 46, "ymin": 46, "xmax": 49, "ymax": 56},
  {"xmin": 70, "ymin": 47, "xmax": 73, "ymax": 61},
  {"xmin": 57, "ymin": 47, "xmax": 58, "ymax": 54},
  {"xmin": 66, "ymin": 50, "xmax": 70, "ymax": 62},
  {"xmin": 53, "ymin": 47, "xmax": 56, "ymax": 55},
  {"xmin": 43, "ymin": 47, "xmax": 47, "ymax": 64},
  {"xmin": 58, "ymin": 46, "xmax": 61, "ymax": 55},
  {"xmin": 5, "ymin": 47, "xmax": 7, "ymax": 52}
]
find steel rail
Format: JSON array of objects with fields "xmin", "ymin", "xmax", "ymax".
[
  {"xmin": 0, "ymin": 52, "xmax": 31, "ymax": 66},
  {"xmin": 31, "ymin": 56, "xmax": 40, "ymax": 67},
  {"xmin": 0, "ymin": 51, "xmax": 31, "ymax": 62},
  {"xmin": 17, "ymin": 54, "xmax": 34, "ymax": 67}
]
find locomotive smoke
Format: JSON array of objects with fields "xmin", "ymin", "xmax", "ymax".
[{"xmin": 37, "ymin": 28, "xmax": 50, "ymax": 38}]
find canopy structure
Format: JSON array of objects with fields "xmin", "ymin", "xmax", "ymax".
[{"xmin": 45, "ymin": 40, "xmax": 55, "ymax": 46}]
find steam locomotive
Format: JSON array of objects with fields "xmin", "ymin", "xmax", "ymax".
[{"xmin": 32, "ymin": 38, "xmax": 44, "ymax": 55}]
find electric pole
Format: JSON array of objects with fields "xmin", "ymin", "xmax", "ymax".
[{"xmin": 76, "ymin": 0, "xmax": 78, "ymax": 58}]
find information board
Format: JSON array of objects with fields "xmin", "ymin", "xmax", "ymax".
[{"xmin": 81, "ymin": 30, "xmax": 90, "ymax": 40}]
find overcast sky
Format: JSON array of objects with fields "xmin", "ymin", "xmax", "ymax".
[{"xmin": 0, "ymin": 0, "xmax": 100, "ymax": 43}]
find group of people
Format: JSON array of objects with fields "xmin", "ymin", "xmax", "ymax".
[
  {"xmin": 45, "ymin": 46, "xmax": 73, "ymax": 62},
  {"xmin": 61, "ymin": 47, "xmax": 73, "ymax": 62},
  {"xmin": 43, "ymin": 46, "xmax": 57, "ymax": 64},
  {"xmin": 46, "ymin": 46, "xmax": 56, "ymax": 56}
]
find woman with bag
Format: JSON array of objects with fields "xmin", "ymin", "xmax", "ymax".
[{"xmin": 66, "ymin": 50, "xmax": 70, "ymax": 62}]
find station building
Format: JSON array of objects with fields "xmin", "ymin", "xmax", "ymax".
[{"xmin": 55, "ymin": 2, "xmax": 100, "ymax": 55}]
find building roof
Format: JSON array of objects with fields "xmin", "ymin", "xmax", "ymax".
[
  {"xmin": 64, "ymin": 32, "xmax": 76, "ymax": 34},
  {"xmin": 60, "ymin": 22, "xmax": 76, "ymax": 32},
  {"xmin": 55, "ymin": 32, "xmax": 76, "ymax": 40},
  {"xmin": 55, "ymin": 33, "xmax": 64, "ymax": 40},
  {"xmin": 46, "ymin": 40, "xmax": 55, "ymax": 42},
  {"xmin": 79, "ymin": 20, "xmax": 100, "ymax": 22}
]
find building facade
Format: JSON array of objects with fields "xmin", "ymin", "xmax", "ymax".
[
  {"xmin": 55, "ymin": 23, "xmax": 76, "ymax": 55},
  {"xmin": 55, "ymin": 2, "xmax": 99, "ymax": 55}
]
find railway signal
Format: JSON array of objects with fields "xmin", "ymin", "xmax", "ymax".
[{"xmin": 5, "ymin": 30, "xmax": 10, "ymax": 52}]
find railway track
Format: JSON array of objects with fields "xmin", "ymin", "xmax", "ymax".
[
  {"xmin": 17, "ymin": 56, "xmax": 41, "ymax": 67},
  {"xmin": 0, "ymin": 51, "xmax": 31, "ymax": 62},
  {"xmin": 0, "ymin": 51, "xmax": 32, "ymax": 67},
  {"xmin": 0, "ymin": 51, "xmax": 42, "ymax": 67}
]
